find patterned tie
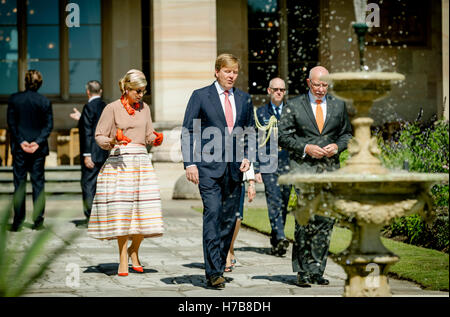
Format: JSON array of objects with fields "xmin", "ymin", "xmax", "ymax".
[
  {"xmin": 224, "ymin": 90, "xmax": 234, "ymax": 133},
  {"xmin": 316, "ymin": 99, "xmax": 324, "ymax": 133}
]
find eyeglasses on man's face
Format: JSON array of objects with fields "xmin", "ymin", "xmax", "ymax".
[
  {"xmin": 309, "ymin": 81, "xmax": 328, "ymax": 89},
  {"xmin": 270, "ymin": 87, "xmax": 286, "ymax": 92}
]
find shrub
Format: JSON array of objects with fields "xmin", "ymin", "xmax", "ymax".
[{"xmin": 377, "ymin": 119, "xmax": 449, "ymax": 252}]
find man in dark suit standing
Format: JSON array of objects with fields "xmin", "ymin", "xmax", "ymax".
[
  {"xmin": 254, "ymin": 77, "xmax": 290, "ymax": 257},
  {"xmin": 181, "ymin": 53, "xmax": 254, "ymax": 289},
  {"xmin": 279, "ymin": 66, "xmax": 352, "ymax": 287},
  {"xmin": 7, "ymin": 70, "xmax": 53, "ymax": 231},
  {"xmin": 76, "ymin": 80, "xmax": 108, "ymax": 223}
]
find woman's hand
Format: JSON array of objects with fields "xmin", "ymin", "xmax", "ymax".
[
  {"xmin": 116, "ymin": 129, "xmax": 132, "ymax": 145},
  {"xmin": 153, "ymin": 131, "xmax": 163, "ymax": 146}
]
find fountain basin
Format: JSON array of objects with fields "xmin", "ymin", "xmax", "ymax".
[
  {"xmin": 279, "ymin": 171, "xmax": 448, "ymax": 226},
  {"xmin": 279, "ymin": 171, "xmax": 447, "ymax": 296},
  {"xmin": 322, "ymin": 72, "xmax": 405, "ymax": 116}
]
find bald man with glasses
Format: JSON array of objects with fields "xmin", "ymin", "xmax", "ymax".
[
  {"xmin": 254, "ymin": 78, "xmax": 290, "ymax": 257},
  {"xmin": 278, "ymin": 66, "xmax": 352, "ymax": 287}
]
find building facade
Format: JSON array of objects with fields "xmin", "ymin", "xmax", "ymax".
[{"xmin": 0, "ymin": 0, "xmax": 448, "ymax": 164}]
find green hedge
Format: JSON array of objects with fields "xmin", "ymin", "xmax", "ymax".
[{"xmin": 377, "ymin": 120, "xmax": 449, "ymax": 252}]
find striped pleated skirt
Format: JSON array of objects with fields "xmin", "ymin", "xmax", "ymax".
[{"xmin": 88, "ymin": 144, "xmax": 164, "ymax": 240}]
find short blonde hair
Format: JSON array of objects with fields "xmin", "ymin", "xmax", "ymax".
[
  {"xmin": 215, "ymin": 53, "xmax": 240, "ymax": 73},
  {"xmin": 119, "ymin": 69, "xmax": 147, "ymax": 95}
]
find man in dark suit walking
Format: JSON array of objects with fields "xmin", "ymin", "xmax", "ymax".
[
  {"xmin": 254, "ymin": 77, "xmax": 290, "ymax": 257},
  {"xmin": 75, "ymin": 80, "xmax": 108, "ymax": 222},
  {"xmin": 181, "ymin": 53, "xmax": 254, "ymax": 289},
  {"xmin": 7, "ymin": 70, "xmax": 53, "ymax": 231},
  {"xmin": 279, "ymin": 66, "xmax": 352, "ymax": 287}
]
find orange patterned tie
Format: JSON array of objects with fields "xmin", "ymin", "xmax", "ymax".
[
  {"xmin": 224, "ymin": 90, "xmax": 234, "ymax": 133},
  {"xmin": 316, "ymin": 99, "xmax": 324, "ymax": 133}
]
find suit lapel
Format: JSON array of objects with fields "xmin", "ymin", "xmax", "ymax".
[
  {"xmin": 208, "ymin": 84, "xmax": 227, "ymax": 129},
  {"xmin": 233, "ymin": 88, "xmax": 243, "ymax": 129},
  {"xmin": 267, "ymin": 103, "xmax": 276, "ymax": 119},
  {"xmin": 322, "ymin": 95, "xmax": 334, "ymax": 133},
  {"xmin": 300, "ymin": 94, "xmax": 320, "ymax": 133}
]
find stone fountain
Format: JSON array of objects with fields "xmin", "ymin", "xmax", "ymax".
[{"xmin": 279, "ymin": 6, "xmax": 448, "ymax": 297}]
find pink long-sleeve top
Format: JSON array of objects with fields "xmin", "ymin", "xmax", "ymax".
[{"xmin": 95, "ymin": 99, "xmax": 156, "ymax": 150}]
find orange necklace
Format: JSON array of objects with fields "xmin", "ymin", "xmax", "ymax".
[{"xmin": 120, "ymin": 95, "xmax": 139, "ymax": 116}]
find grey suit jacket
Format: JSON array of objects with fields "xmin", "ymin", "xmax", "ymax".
[{"xmin": 278, "ymin": 93, "xmax": 352, "ymax": 173}]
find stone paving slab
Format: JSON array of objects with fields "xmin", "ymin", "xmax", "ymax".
[
  {"xmin": 1, "ymin": 197, "xmax": 447, "ymax": 298},
  {"xmin": 0, "ymin": 162, "xmax": 448, "ymax": 299}
]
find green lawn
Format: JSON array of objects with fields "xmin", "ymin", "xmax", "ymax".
[{"xmin": 194, "ymin": 206, "xmax": 449, "ymax": 291}]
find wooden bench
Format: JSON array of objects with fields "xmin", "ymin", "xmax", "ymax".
[
  {"xmin": 0, "ymin": 129, "xmax": 12, "ymax": 166},
  {"xmin": 57, "ymin": 128, "xmax": 80, "ymax": 165}
]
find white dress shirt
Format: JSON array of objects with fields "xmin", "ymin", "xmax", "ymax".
[
  {"xmin": 308, "ymin": 91, "xmax": 327, "ymax": 119},
  {"xmin": 303, "ymin": 92, "xmax": 328, "ymax": 158},
  {"xmin": 215, "ymin": 81, "xmax": 237, "ymax": 126}
]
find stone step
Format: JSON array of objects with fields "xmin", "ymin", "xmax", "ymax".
[
  {"xmin": 0, "ymin": 183, "xmax": 82, "ymax": 195},
  {"xmin": 0, "ymin": 166, "xmax": 82, "ymax": 194},
  {"xmin": 0, "ymin": 166, "xmax": 81, "ymax": 182},
  {"xmin": 0, "ymin": 172, "xmax": 81, "ymax": 183}
]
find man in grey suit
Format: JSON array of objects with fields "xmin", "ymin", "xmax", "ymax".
[{"xmin": 279, "ymin": 66, "xmax": 352, "ymax": 287}]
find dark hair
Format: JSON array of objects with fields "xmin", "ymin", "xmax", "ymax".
[
  {"xmin": 86, "ymin": 80, "xmax": 102, "ymax": 94},
  {"xmin": 25, "ymin": 70, "xmax": 43, "ymax": 91}
]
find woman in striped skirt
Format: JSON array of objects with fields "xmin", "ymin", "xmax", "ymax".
[{"xmin": 88, "ymin": 69, "xmax": 164, "ymax": 276}]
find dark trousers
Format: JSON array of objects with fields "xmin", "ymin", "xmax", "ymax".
[
  {"xmin": 198, "ymin": 164, "xmax": 242, "ymax": 279},
  {"xmin": 12, "ymin": 151, "xmax": 46, "ymax": 227},
  {"xmin": 292, "ymin": 215, "xmax": 335, "ymax": 278},
  {"xmin": 261, "ymin": 173, "xmax": 290, "ymax": 246},
  {"xmin": 81, "ymin": 162, "xmax": 103, "ymax": 219}
]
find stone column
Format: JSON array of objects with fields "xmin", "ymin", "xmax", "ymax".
[
  {"xmin": 151, "ymin": 0, "xmax": 217, "ymax": 162},
  {"xmin": 101, "ymin": 0, "xmax": 143, "ymax": 102}
]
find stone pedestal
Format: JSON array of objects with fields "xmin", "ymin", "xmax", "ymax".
[{"xmin": 334, "ymin": 254, "xmax": 398, "ymax": 297}]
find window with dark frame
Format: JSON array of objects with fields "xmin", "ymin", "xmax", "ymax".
[
  {"xmin": 141, "ymin": 0, "xmax": 151, "ymax": 106},
  {"xmin": 366, "ymin": 0, "xmax": 428, "ymax": 47},
  {"xmin": 0, "ymin": 0, "xmax": 102, "ymax": 99},
  {"xmin": 247, "ymin": 0, "xmax": 319, "ymax": 97}
]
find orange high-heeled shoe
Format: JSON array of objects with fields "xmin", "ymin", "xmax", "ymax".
[
  {"xmin": 131, "ymin": 266, "xmax": 144, "ymax": 273},
  {"xmin": 128, "ymin": 248, "xmax": 144, "ymax": 273}
]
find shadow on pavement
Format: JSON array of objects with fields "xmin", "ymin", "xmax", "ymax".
[
  {"xmin": 252, "ymin": 275, "xmax": 297, "ymax": 286},
  {"xmin": 161, "ymin": 274, "xmax": 234, "ymax": 289},
  {"xmin": 182, "ymin": 262, "xmax": 205, "ymax": 270},
  {"xmin": 83, "ymin": 263, "xmax": 158, "ymax": 276},
  {"xmin": 71, "ymin": 219, "xmax": 89, "ymax": 228},
  {"xmin": 161, "ymin": 274, "xmax": 206, "ymax": 287},
  {"xmin": 234, "ymin": 246, "xmax": 273, "ymax": 255}
]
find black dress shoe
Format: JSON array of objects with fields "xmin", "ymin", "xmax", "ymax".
[
  {"xmin": 296, "ymin": 274, "xmax": 312, "ymax": 288},
  {"xmin": 277, "ymin": 239, "xmax": 289, "ymax": 256},
  {"xmin": 312, "ymin": 275, "xmax": 330, "ymax": 285},
  {"xmin": 31, "ymin": 222, "xmax": 44, "ymax": 231},
  {"xmin": 270, "ymin": 238, "xmax": 290, "ymax": 256},
  {"xmin": 206, "ymin": 275, "xmax": 225, "ymax": 289},
  {"xmin": 8, "ymin": 224, "xmax": 21, "ymax": 232}
]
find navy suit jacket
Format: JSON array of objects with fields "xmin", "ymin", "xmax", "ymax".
[
  {"xmin": 255, "ymin": 103, "xmax": 290, "ymax": 174},
  {"xmin": 279, "ymin": 93, "xmax": 352, "ymax": 173},
  {"xmin": 7, "ymin": 90, "xmax": 53, "ymax": 156},
  {"xmin": 78, "ymin": 97, "xmax": 109, "ymax": 165},
  {"xmin": 181, "ymin": 82, "xmax": 255, "ymax": 181}
]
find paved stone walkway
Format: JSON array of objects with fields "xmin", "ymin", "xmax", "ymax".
[{"xmin": 1, "ymin": 163, "xmax": 447, "ymax": 298}]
